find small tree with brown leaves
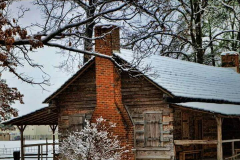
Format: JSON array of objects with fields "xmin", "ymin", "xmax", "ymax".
[
  {"xmin": 0, "ymin": 79, "xmax": 23, "ymax": 122},
  {"xmin": 0, "ymin": 0, "xmax": 33, "ymax": 123}
]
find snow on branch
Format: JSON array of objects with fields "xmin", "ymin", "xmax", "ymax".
[{"xmin": 59, "ymin": 117, "xmax": 128, "ymax": 160}]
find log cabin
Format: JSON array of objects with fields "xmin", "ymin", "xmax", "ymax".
[{"xmin": 3, "ymin": 25, "xmax": 240, "ymax": 160}]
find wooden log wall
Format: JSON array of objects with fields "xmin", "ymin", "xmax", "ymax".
[
  {"xmin": 53, "ymin": 65, "xmax": 176, "ymax": 159},
  {"xmin": 121, "ymin": 72, "xmax": 174, "ymax": 160},
  {"xmin": 46, "ymin": 62, "xmax": 240, "ymax": 160},
  {"xmin": 55, "ymin": 64, "xmax": 96, "ymax": 140},
  {"xmin": 173, "ymin": 109, "xmax": 217, "ymax": 159}
]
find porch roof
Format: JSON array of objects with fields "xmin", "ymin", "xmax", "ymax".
[
  {"xmin": 2, "ymin": 106, "xmax": 58, "ymax": 126},
  {"xmin": 174, "ymin": 102, "xmax": 240, "ymax": 116}
]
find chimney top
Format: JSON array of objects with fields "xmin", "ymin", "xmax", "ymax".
[
  {"xmin": 221, "ymin": 51, "xmax": 239, "ymax": 73},
  {"xmin": 95, "ymin": 24, "xmax": 120, "ymax": 54}
]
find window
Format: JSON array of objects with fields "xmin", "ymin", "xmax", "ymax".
[
  {"xmin": 69, "ymin": 114, "xmax": 85, "ymax": 132},
  {"xmin": 144, "ymin": 111, "xmax": 163, "ymax": 147}
]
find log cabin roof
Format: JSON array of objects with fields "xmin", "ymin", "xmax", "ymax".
[
  {"xmin": 4, "ymin": 49, "xmax": 240, "ymax": 126},
  {"xmin": 43, "ymin": 49, "xmax": 240, "ymax": 104},
  {"xmin": 114, "ymin": 49, "xmax": 240, "ymax": 104},
  {"xmin": 173, "ymin": 102, "xmax": 240, "ymax": 116},
  {"xmin": 2, "ymin": 106, "xmax": 58, "ymax": 125}
]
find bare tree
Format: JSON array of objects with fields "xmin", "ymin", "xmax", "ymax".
[
  {"xmin": 0, "ymin": 0, "xmax": 27, "ymax": 122},
  {"xmin": 2, "ymin": 0, "xmax": 240, "ymax": 79},
  {"xmin": 1, "ymin": 0, "xmax": 240, "ymax": 122},
  {"xmin": 6, "ymin": 0, "xmax": 138, "ymax": 66},
  {"xmin": 0, "ymin": 0, "xmax": 139, "ymax": 121},
  {"xmin": 124, "ymin": 0, "xmax": 240, "ymax": 64}
]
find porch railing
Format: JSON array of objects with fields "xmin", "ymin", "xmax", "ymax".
[
  {"xmin": 222, "ymin": 139, "xmax": 240, "ymax": 160},
  {"xmin": 174, "ymin": 139, "xmax": 240, "ymax": 160},
  {"xmin": 23, "ymin": 142, "xmax": 59, "ymax": 160},
  {"xmin": 174, "ymin": 140, "xmax": 217, "ymax": 145}
]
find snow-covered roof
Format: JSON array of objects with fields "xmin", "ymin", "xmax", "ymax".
[
  {"xmin": 221, "ymin": 51, "xmax": 239, "ymax": 56},
  {"xmin": 114, "ymin": 49, "xmax": 240, "ymax": 103},
  {"xmin": 174, "ymin": 102, "xmax": 240, "ymax": 116}
]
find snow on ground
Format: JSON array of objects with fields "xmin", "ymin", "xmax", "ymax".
[{"xmin": 0, "ymin": 140, "xmax": 58, "ymax": 160}]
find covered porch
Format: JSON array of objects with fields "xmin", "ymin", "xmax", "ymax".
[
  {"xmin": 2, "ymin": 106, "xmax": 59, "ymax": 160},
  {"xmin": 172, "ymin": 102, "xmax": 240, "ymax": 160}
]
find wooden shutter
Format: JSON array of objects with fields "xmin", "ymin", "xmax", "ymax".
[
  {"xmin": 144, "ymin": 112, "xmax": 163, "ymax": 147},
  {"xmin": 69, "ymin": 114, "xmax": 85, "ymax": 132}
]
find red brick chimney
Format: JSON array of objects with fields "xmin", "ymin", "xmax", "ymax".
[
  {"xmin": 221, "ymin": 51, "xmax": 239, "ymax": 73},
  {"xmin": 92, "ymin": 25, "xmax": 134, "ymax": 160}
]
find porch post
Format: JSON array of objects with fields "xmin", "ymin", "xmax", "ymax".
[
  {"xmin": 17, "ymin": 125, "xmax": 27, "ymax": 160},
  {"xmin": 216, "ymin": 117, "xmax": 223, "ymax": 160},
  {"xmin": 50, "ymin": 125, "xmax": 57, "ymax": 155}
]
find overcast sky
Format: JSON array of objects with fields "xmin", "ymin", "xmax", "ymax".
[{"xmin": 3, "ymin": 0, "xmax": 77, "ymax": 116}]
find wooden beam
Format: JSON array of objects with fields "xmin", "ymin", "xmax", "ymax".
[
  {"xmin": 46, "ymin": 138, "xmax": 48, "ymax": 159},
  {"xmin": 50, "ymin": 125, "xmax": 58, "ymax": 155},
  {"xmin": 23, "ymin": 143, "xmax": 59, "ymax": 147},
  {"xmin": 225, "ymin": 153, "xmax": 240, "ymax": 160},
  {"xmin": 17, "ymin": 125, "xmax": 27, "ymax": 160},
  {"xmin": 41, "ymin": 145, "xmax": 43, "ymax": 160},
  {"xmin": 174, "ymin": 140, "xmax": 217, "ymax": 145},
  {"xmin": 232, "ymin": 142, "xmax": 235, "ymax": 158},
  {"xmin": 216, "ymin": 117, "xmax": 223, "ymax": 160},
  {"xmin": 222, "ymin": 139, "xmax": 240, "ymax": 143},
  {"xmin": 38, "ymin": 145, "xmax": 40, "ymax": 160}
]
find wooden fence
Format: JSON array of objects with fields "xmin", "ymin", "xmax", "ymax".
[{"xmin": 0, "ymin": 140, "xmax": 59, "ymax": 160}]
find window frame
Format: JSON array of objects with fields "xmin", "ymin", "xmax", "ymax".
[{"xmin": 68, "ymin": 113, "xmax": 86, "ymax": 132}]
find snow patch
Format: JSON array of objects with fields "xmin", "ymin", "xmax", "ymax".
[
  {"xmin": 175, "ymin": 102, "xmax": 240, "ymax": 116},
  {"xmin": 221, "ymin": 51, "xmax": 239, "ymax": 56},
  {"xmin": 94, "ymin": 24, "xmax": 121, "ymax": 29}
]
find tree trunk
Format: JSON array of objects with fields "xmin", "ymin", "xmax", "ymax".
[
  {"xmin": 194, "ymin": 1, "xmax": 204, "ymax": 64},
  {"xmin": 196, "ymin": 49, "xmax": 204, "ymax": 64},
  {"xmin": 208, "ymin": 20, "xmax": 215, "ymax": 66},
  {"xmin": 83, "ymin": 0, "xmax": 96, "ymax": 63},
  {"xmin": 83, "ymin": 23, "xmax": 94, "ymax": 63}
]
